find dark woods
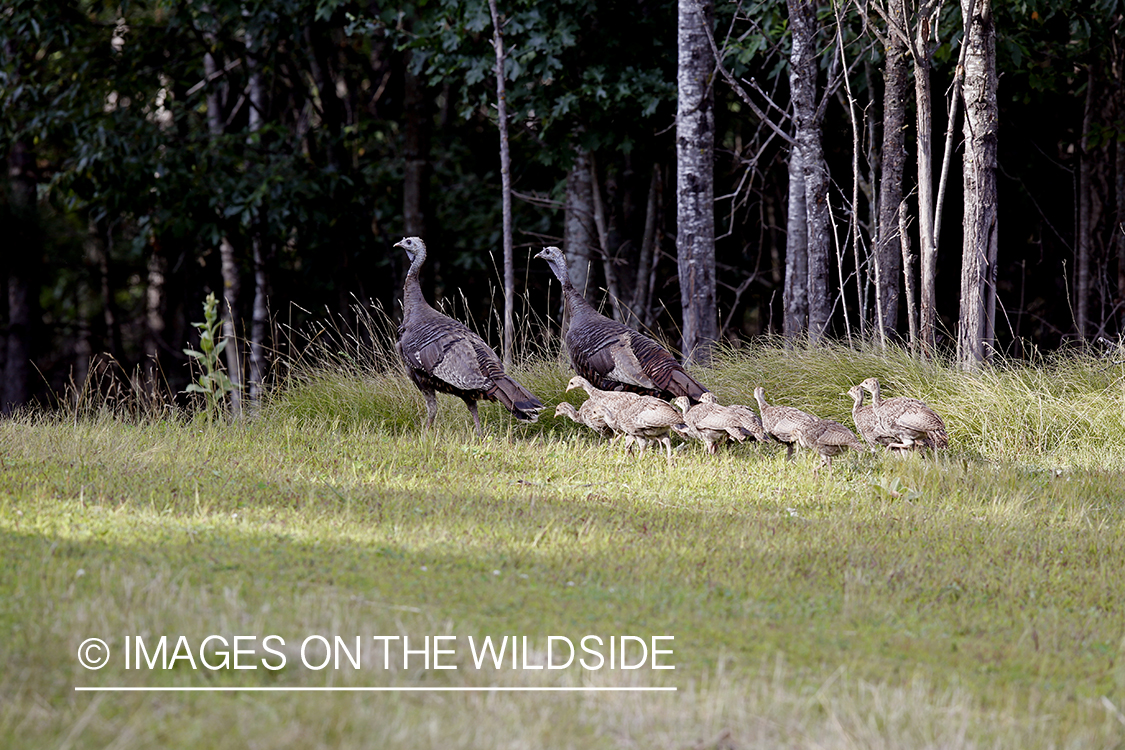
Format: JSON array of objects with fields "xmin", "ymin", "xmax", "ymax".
[{"xmin": 1, "ymin": 0, "xmax": 1124, "ymax": 412}]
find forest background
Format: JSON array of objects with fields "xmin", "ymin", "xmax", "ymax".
[{"xmin": 2, "ymin": 0, "xmax": 1123, "ymax": 415}]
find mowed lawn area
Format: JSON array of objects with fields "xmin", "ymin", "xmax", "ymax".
[{"xmin": 2, "ymin": 343, "xmax": 1125, "ymax": 748}]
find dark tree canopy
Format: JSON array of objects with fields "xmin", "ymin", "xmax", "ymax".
[{"xmin": 2, "ymin": 0, "xmax": 1124, "ymax": 407}]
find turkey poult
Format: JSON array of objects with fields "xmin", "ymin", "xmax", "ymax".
[
  {"xmin": 753, "ymin": 386, "xmax": 819, "ymax": 460},
  {"xmin": 859, "ymin": 377, "xmax": 949, "ymax": 450},
  {"xmin": 564, "ymin": 375, "xmax": 643, "ymax": 417},
  {"xmin": 564, "ymin": 375, "xmax": 643, "ymax": 447},
  {"xmin": 611, "ymin": 396, "xmax": 689, "ymax": 465},
  {"xmin": 672, "ymin": 395, "xmax": 760, "ymax": 454},
  {"xmin": 702, "ymin": 392, "xmax": 769, "ymax": 443},
  {"xmin": 554, "ymin": 401, "xmax": 614, "ymax": 440},
  {"xmin": 791, "ymin": 418, "xmax": 866, "ymax": 469},
  {"xmin": 535, "ymin": 246, "xmax": 709, "ymax": 401},
  {"xmin": 845, "ymin": 384, "xmax": 899, "ymax": 450},
  {"xmin": 394, "ymin": 237, "xmax": 544, "ymax": 437}
]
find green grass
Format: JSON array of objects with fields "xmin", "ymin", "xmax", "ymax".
[{"xmin": 3, "ymin": 341, "xmax": 1125, "ymax": 747}]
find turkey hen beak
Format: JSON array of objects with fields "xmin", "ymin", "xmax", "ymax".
[{"xmin": 394, "ymin": 240, "xmax": 414, "ymax": 262}]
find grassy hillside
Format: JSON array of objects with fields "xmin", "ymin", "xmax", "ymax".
[{"xmin": 2, "ymin": 340, "xmax": 1125, "ymax": 748}]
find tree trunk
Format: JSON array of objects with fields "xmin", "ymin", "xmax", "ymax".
[
  {"xmin": 248, "ymin": 239, "xmax": 269, "ymax": 408},
  {"xmin": 564, "ymin": 149, "xmax": 596, "ymax": 305},
  {"xmin": 644, "ymin": 166, "xmax": 667, "ymax": 330},
  {"xmin": 1117, "ymin": 89, "xmax": 1125, "ymax": 334},
  {"xmin": 247, "ymin": 29, "xmax": 269, "ymax": 412},
  {"xmin": 957, "ymin": 0, "xmax": 998, "ymax": 370},
  {"xmin": 631, "ymin": 165, "xmax": 661, "ymax": 328},
  {"xmin": 934, "ymin": 0, "xmax": 976, "ymax": 258},
  {"xmin": 876, "ymin": 0, "xmax": 909, "ymax": 340},
  {"xmin": 218, "ymin": 237, "xmax": 243, "ymax": 416},
  {"xmin": 900, "ymin": 199, "xmax": 919, "ymax": 353},
  {"xmin": 789, "ymin": 0, "xmax": 831, "ymax": 342},
  {"xmin": 402, "ymin": 48, "xmax": 430, "ymax": 243},
  {"xmin": 783, "ymin": 146, "xmax": 809, "ymax": 338},
  {"xmin": 590, "ymin": 155, "xmax": 624, "ymax": 322},
  {"xmin": 677, "ymin": 0, "xmax": 718, "ymax": 364},
  {"xmin": 488, "ymin": 0, "xmax": 515, "ymax": 368},
  {"xmin": 914, "ymin": 7, "xmax": 938, "ymax": 353},
  {"xmin": 204, "ymin": 49, "xmax": 243, "ymax": 417},
  {"xmin": 1076, "ymin": 62, "xmax": 1097, "ymax": 341},
  {"xmin": 3, "ymin": 138, "xmax": 38, "ymax": 412},
  {"xmin": 145, "ymin": 242, "xmax": 166, "ymax": 384}
]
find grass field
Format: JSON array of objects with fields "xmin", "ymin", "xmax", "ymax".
[{"xmin": 3, "ymin": 338, "xmax": 1125, "ymax": 748}]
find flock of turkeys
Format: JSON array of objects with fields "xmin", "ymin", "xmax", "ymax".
[{"xmin": 393, "ymin": 237, "xmax": 949, "ymax": 467}]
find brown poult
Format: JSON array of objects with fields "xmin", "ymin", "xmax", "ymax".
[
  {"xmin": 860, "ymin": 377, "xmax": 949, "ymax": 450},
  {"xmin": 611, "ymin": 396, "xmax": 688, "ymax": 466},
  {"xmin": 703, "ymin": 393, "xmax": 769, "ymax": 443},
  {"xmin": 554, "ymin": 400, "xmax": 614, "ymax": 440},
  {"xmin": 791, "ymin": 418, "xmax": 866, "ymax": 469},
  {"xmin": 846, "ymin": 384, "xmax": 898, "ymax": 451},
  {"xmin": 753, "ymin": 386, "xmax": 819, "ymax": 460},
  {"xmin": 672, "ymin": 396, "xmax": 753, "ymax": 455},
  {"xmin": 565, "ymin": 375, "xmax": 644, "ymax": 449}
]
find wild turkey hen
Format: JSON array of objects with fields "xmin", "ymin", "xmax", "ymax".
[
  {"xmin": 394, "ymin": 237, "xmax": 544, "ymax": 436},
  {"xmin": 535, "ymin": 246, "xmax": 709, "ymax": 401}
]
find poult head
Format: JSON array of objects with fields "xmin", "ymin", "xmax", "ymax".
[
  {"xmin": 699, "ymin": 391, "xmax": 717, "ymax": 404},
  {"xmin": 846, "ymin": 384, "xmax": 865, "ymax": 403},
  {"xmin": 565, "ymin": 376, "xmax": 591, "ymax": 393},
  {"xmin": 671, "ymin": 395, "xmax": 691, "ymax": 414},
  {"xmin": 554, "ymin": 402, "xmax": 579, "ymax": 419},
  {"xmin": 753, "ymin": 386, "xmax": 767, "ymax": 405},
  {"xmin": 859, "ymin": 377, "xmax": 881, "ymax": 395}
]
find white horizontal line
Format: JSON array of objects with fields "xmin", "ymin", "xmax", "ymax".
[{"xmin": 74, "ymin": 686, "xmax": 676, "ymax": 693}]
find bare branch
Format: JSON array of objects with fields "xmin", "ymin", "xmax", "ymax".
[{"xmin": 690, "ymin": 0, "xmax": 796, "ymax": 146}]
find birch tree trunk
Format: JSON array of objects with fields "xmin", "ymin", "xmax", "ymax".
[
  {"xmin": 957, "ymin": 0, "xmax": 998, "ymax": 370},
  {"xmin": 677, "ymin": 0, "xmax": 718, "ymax": 364},
  {"xmin": 144, "ymin": 244, "xmax": 166, "ymax": 384},
  {"xmin": 900, "ymin": 200, "xmax": 920, "ymax": 352},
  {"xmin": 876, "ymin": 0, "xmax": 909, "ymax": 340},
  {"xmin": 783, "ymin": 147, "xmax": 809, "ymax": 337},
  {"xmin": 914, "ymin": 10, "xmax": 938, "ymax": 354},
  {"xmin": 247, "ymin": 27, "xmax": 270, "ymax": 412},
  {"xmin": 788, "ymin": 0, "xmax": 831, "ymax": 341},
  {"xmin": 203, "ymin": 49, "xmax": 242, "ymax": 417},
  {"xmin": 488, "ymin": 0, "xmax": 515, "ymax": 368}
]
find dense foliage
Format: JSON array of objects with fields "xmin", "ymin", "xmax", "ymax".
[{"xmin": 2, "ymin": 0, "xmax": 1124, "ymax": 406}]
